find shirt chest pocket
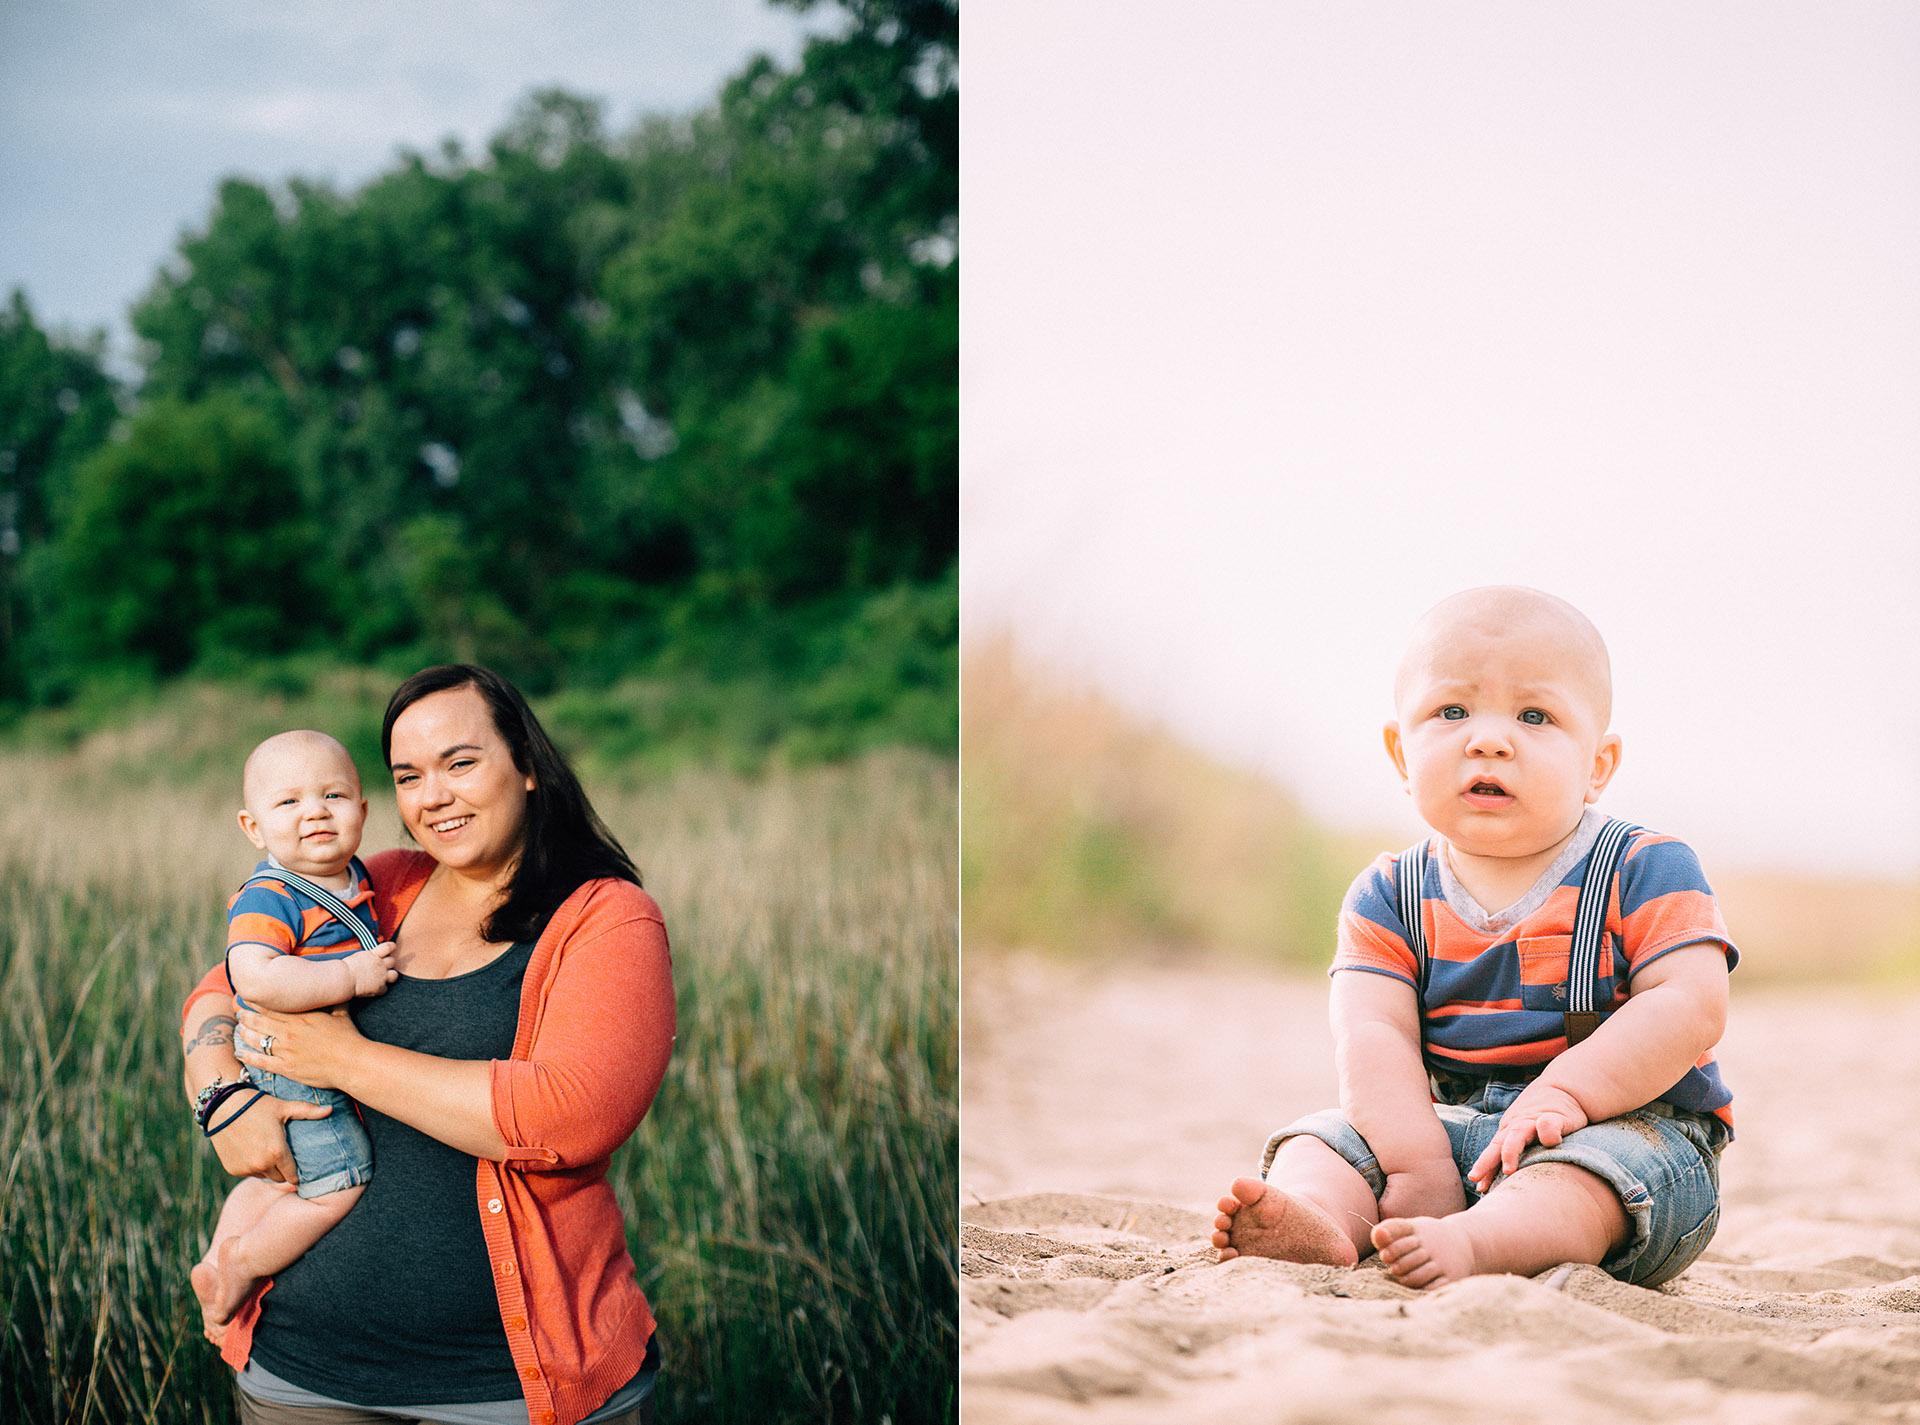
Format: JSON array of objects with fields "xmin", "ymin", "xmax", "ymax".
[{"xmin": 1515, "ymin": 934, "xmax": 1616, "ymax": 1011}]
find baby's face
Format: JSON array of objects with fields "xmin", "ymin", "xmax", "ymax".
[
  {"xmin": 239, "ymin": 736, "xmax": 368, "ymax": 879},
  {"xmin": 1388, "ymin": 609, "xmax": 1619, "ymax": 863}
]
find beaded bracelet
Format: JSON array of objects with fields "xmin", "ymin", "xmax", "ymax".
[{"xmin": 194, "ymin": 1077, "xmax": 257, "ymax": 1136}]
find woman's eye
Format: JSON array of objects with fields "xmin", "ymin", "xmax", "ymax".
[
  {"xmin": 1519, "ymin": 709, "xmax": 1547, "ymax": 726},
  {"xmin": 1439, "ymin": 706, "xmax": 1467, "ymax": 721}
]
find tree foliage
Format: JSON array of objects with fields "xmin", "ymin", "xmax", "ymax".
[{"xmin": 1, "ymin": 0, "xmax": 957, "ymax": 756}]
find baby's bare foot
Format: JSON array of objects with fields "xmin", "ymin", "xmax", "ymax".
[
  {"xmin": 1212, "ymin": 1177, "xmax": 1359, "ymax": 1266},
  {"xmin": 190, "ymin": 1237, "xmax": 257, "ymax": 1342},
  {"xmin": 1371, "ymin": 1215, "xmax": 1477, "ymax": 1289}
]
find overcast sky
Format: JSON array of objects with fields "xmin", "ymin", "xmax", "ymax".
[
  {"xmin": 963, "ymin": 0, "xmax": 1920, "ymax": 879},
  {"xmin": 1, "ymin": 0, "xmax": 825, "ymax": 361}
]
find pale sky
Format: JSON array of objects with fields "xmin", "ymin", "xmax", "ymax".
[
  {"xmin": 962, "ymin": 1, "xmax": 1920, "ymax": 879},
  {"xmin": 0, "ymin": 0, "xmax": 825, "ymax": 362}
]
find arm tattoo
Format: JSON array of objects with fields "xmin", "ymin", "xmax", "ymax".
[{"xmin": 184, "ymin": 1015, "xmax": 237, "ymax": 1054}]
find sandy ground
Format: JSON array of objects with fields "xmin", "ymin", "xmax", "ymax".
[{"xmin": 961, "ymin": 955, "xmax": 1920, "ymax": 1423}]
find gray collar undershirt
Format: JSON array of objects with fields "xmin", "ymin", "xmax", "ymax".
[{"xmin": 1435, "ymin": 805, "xmax": 1607, "ymax": 936}]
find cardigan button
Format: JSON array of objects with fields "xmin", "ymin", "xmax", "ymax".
[
  {"xmin": 510, "ymin": 1316, "xmax": 527, "ymax": 1331},
  {"xmin": 487, "ymin": 1198, "xmax": 503, "ymax": 1213},
  {"xmin": 541, "ymin": 1414, "xmax": 556, "ymax": 1425},
  {"xmin": 523, "ymin": 1366, "xmax": 542, "ymax": 1381},
  {"xmin": 500, "ymin": 1260, "xmax": 515, "ymax": 1276}
]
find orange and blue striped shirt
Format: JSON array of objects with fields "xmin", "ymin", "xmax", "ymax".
[
  {"xmin": 225, "ymin": 857, "xmax": 380, "ymax": 975},
  {"xmin": 1333, "ymin": 817, "xmax": 1736, "ymax": 1127}
]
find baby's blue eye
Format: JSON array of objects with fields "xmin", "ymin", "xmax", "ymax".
[
  {"xmin": 1519, "ymin": 709, "xmax": 1547, "ymax": 726},
  {"xmin": 1440, "ymin": 706, "xmax": 1467, "ymax": 721}
]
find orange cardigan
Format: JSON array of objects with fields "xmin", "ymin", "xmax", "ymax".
[{"xmin": 182, "ymin": 849, "xmax": 677, "ymax": 1425}]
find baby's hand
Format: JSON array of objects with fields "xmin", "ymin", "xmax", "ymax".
[
  {"xmin": 1468, "ymin": 1081, "xmax": 1588, "ymax": 1193},
  {"xmin": 346, "ymin": 941, "xmax": 398, "ymax": 998}
]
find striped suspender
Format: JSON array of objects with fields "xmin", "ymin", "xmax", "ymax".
[
  {"xmin": 1563, "ymin": 818, "xmax": 1639, "ymax": 1046},
  {"xmin": 239, "ymin": 869, "xmax": 382, "ymax": 954},
  {"xmin": 1395, "ymin": 840, "xmax": 1431, "ymax": 996},
  {"xmin": 1398, "ymin": 820, "xmax": 1639, "ymax": 1049}
]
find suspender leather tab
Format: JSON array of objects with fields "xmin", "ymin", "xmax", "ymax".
[{"xmin": 1562, "ymin": 1011, "xmax": 1601, "ymax": 1046}]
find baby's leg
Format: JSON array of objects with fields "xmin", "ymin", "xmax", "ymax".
[
  {"xmin": 192, "ymin": 1183, "xmax": 364, "ymax": 1328},
  {"xmin": 1372, "ymin": 1161, "xmax": 1627, "ymax": 1289},
  {"xmin": 191, "ymin": 1178, "xmax": 289, "ymax": 1343},
  {"xmin": 1213, "ymin": 1134, "xmax": 1377, "ymax": 1266},
  {"xmin": 205, "ymin": 1175, "xmax": 287, "ymax": 1253}
]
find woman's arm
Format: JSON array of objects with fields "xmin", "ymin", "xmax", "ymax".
[
  {"xmin": 182, "ymin": 990, "xmax": 332, "ymax": 1184},
  {"xmin": 235, "ymin": 1004, "xmax": 509, "ymax": 1160},
  {"xmin": 487, "ymin": 890, "xmax": 674, "ymax": 1169},
  {"xmin": 236, "ymin": 884, "xmax": 675, "ymax": 1169}
]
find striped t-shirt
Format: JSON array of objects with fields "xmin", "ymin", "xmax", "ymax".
[
  {"xmin": 224, "ymin": 858, "xmax": 380, "ymax": 1009},
  {"xmin": 1333, "ymin": 811, "xmax": 1737, "ymax": 1127}
]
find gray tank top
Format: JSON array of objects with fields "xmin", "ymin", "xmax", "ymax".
[{"xmin": 249, "ymin": 940, "xmax": 534, "ymax": 1404}]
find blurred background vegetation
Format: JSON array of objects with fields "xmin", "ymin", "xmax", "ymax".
[{"xmin": 0, "ymin": 0, "xmax": 955, "ymax": 768}]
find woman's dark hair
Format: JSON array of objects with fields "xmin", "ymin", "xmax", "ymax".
[{"xmin": 381, "ymin": 664, "xmax": 640, "ymax": 944}]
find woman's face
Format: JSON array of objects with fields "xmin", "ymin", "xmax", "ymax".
[{"xmin": 388, "ymin": 684, "xmax": 536, "ymax": 884}]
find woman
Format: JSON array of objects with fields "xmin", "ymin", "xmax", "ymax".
[{"xmin": 180, "ymin": 665, "xmax": 676, "ymax": 1425}]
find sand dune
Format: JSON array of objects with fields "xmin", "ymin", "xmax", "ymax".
[{"xmin": 961, "ymin": 957, "xmax": 1920, "ymax": 1422}]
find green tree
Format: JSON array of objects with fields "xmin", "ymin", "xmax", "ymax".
[
  {"xmin": 49, "ymin": 394, "xmax": 318, "ymax": 677},
  {"xmin": 0, "ymin": 291, "xmax": 119, "ymax": 697},
  {"xmin": 26, "ymin": 0, "xmax": 957, "ymax": 753}
]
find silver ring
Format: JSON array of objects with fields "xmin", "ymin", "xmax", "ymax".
[{"xmin": 260, "ymin": 1035, "xmax": 276, "ymax": 1057}]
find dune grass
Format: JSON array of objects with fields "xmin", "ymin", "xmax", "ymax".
[
  {"xmin": 0, "ymin": 736, "xmax": 956, "ymax": 1424},
  {"xmin": 962, "ymin": 639, "xmax": 1365, "ymax": 969}
]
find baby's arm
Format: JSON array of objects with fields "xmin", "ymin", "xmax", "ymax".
[
  {"xmin": 228, "ymin": 941, "xmax": 397, "ymax": 1013},
  {"xmin": 1333, "ymin": 970, "xmax": 1468, "ymax": 1222},
  {"xmin": 1469, "ymin": 942, "xmax": 1729, "ymax": 1190}
]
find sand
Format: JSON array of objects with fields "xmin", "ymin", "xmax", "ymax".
[{"xmin": 961, "ymin": 956, "xmax": 1920, "ymax": 1422}]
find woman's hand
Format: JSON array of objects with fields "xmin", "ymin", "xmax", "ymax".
[
  {"xmin": 209, "ymin": 1093, "xmax": 335, "ymax": 1185},
  {"xmin": 185, "ymin": 996, "xmax": 328, "ymax": 1185},
  {"xmin": 236, "ymin": 1004, "xmax": 365, "ymax": 1092}
]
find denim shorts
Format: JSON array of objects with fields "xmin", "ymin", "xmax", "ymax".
[
  {"xmin": 1262, "ymin": 1079, "xmax": 1729, "ymax": 1288},
  {"xmin": 242, "ymin": 1066, "xmax": 375, "ymax": 1200}
]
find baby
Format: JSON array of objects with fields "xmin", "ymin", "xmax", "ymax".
[
  {"xmin": 1214, "ymin": 586, "xmax": 1735, "ymax": 1288},
  {"xmin": 190, "ymin": 730, "xmax": 396, "ymax": 1328}
]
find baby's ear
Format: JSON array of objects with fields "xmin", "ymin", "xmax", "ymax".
[
  {"xmin": 1382, "ymin": 722, "xmax": 1409, "ymax": 783},
  {"xmin": 236, "ymin": 808, "xmax": 268, "ymax": 849},
  {"xmin": 1586, "ymin": 732, "xmax": 1624, "ymax": 801}
]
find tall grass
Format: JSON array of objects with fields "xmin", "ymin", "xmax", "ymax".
[{"xmin": 0, "ymin": 738, "xmax": 956, "ymax": 1423}]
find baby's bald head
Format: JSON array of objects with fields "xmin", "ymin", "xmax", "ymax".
[
  {"xmin": 242, "ymin": 730, "xmax": 361, "ymax": 815},
  {"xmin": 1395, "ymin": 586, "xmax": 1613, "ymax": 730}
]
